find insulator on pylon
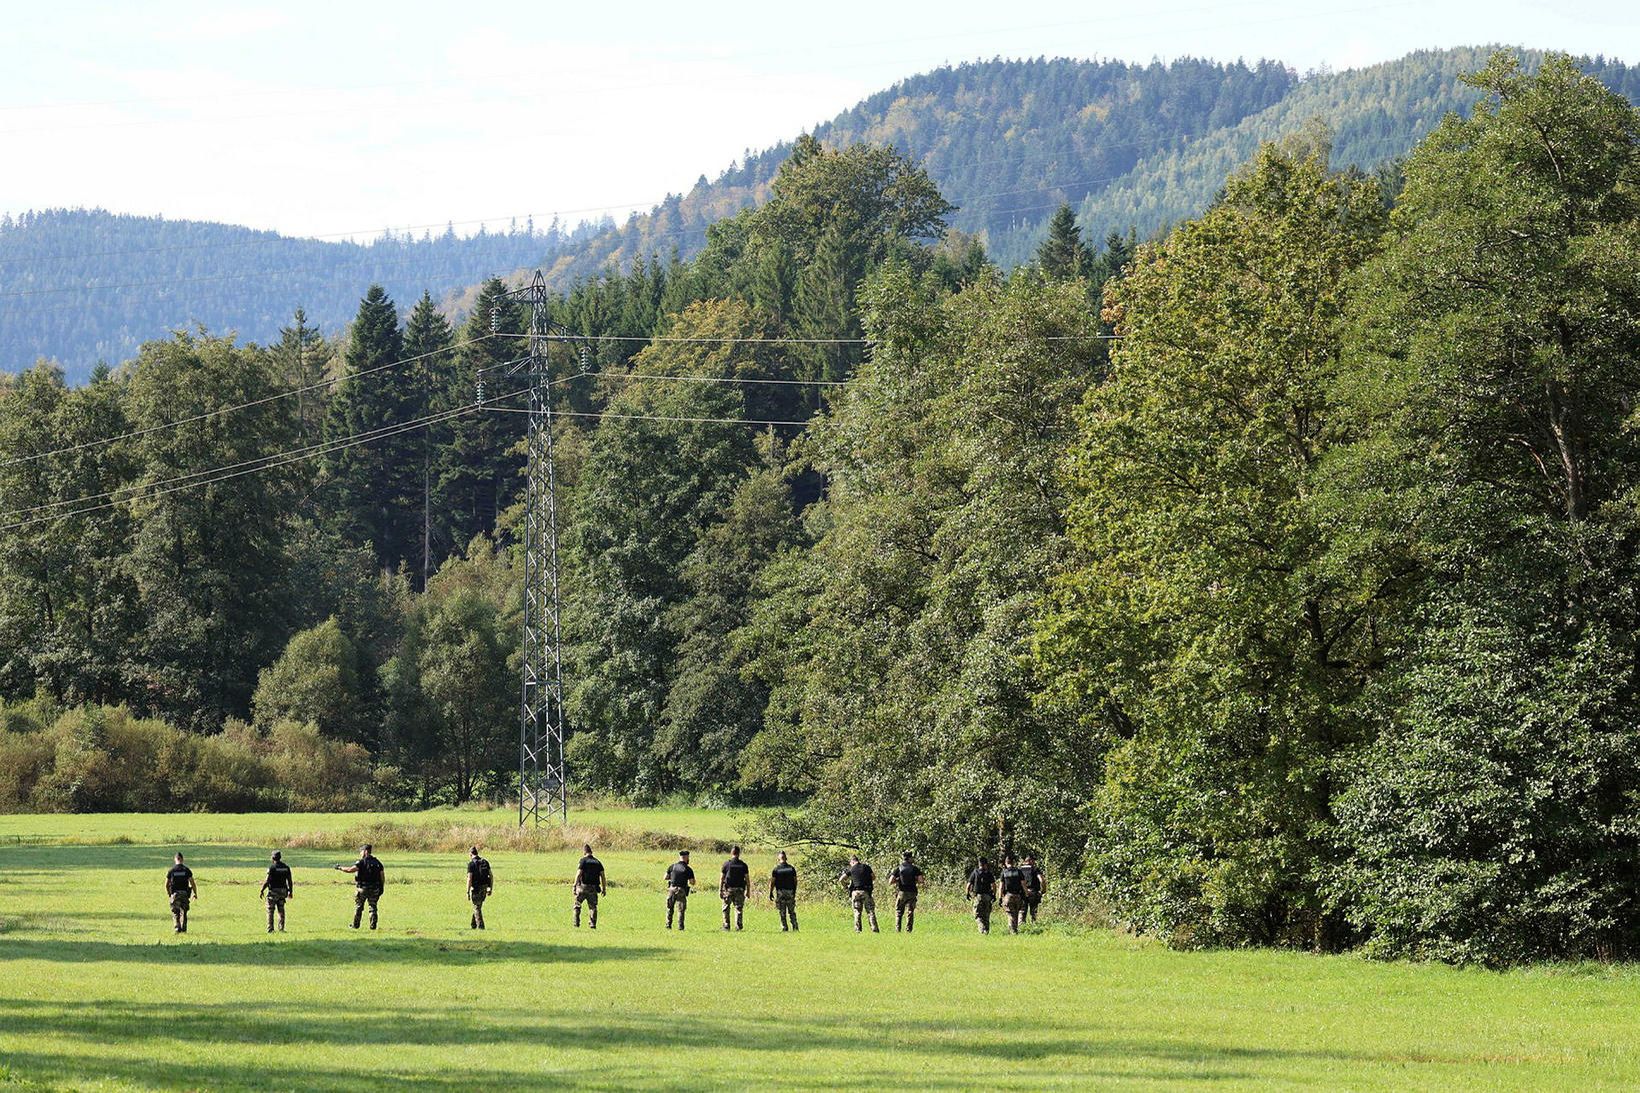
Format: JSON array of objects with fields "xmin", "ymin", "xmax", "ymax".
[
  {"xmin": 490, "ymin": 304, "xmax": 501, "ymax": 333},
  {"xmin": 475, "ymin": 369, "xmax": 486, "ymax": 405}
]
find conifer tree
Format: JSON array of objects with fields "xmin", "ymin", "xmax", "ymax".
[
  {"xmin": 270, "ymin": 308, "xmax": 332, "ymax": 446},
  {"xmin": 402, "ymin": 291, "xmax": 456, "ymax": 585},
  {"xmin": 438, "ymin": 278, "xmax": 524, "ymax": 549},
  {"xmin": 322, "ymin": 286, "xmax": 417, "ymax": 571},
  {"xmin": 1036, "ymin": 203, "xmax": 1092, "ymax": 279}
]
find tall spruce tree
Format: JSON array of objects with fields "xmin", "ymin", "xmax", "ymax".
[
  {"xmin": 270, "ymin": 308, "xmax": 330, "ymax": 444},
  {"xmin": 322, "ymin": 286, "xmax": 416, "ymax": 572},
  {"xmin": 1035, "ymin": 203, "xmax": 1092, "ymax": 279},
  {"xmin": 401, "ymin": 291, "xmax": 456, "ymax": 585},
  {"xmin": 439, "ymin": 278, "xmax": 524, "ymax": 549}
]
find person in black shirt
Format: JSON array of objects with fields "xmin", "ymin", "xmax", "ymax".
[
  {"xmin": 467, "ymin": 847, "xmax": 493, "ymax": 930},
  {"xmin": 835, "ymin": 854, "xmax": 879, "ymax": 933},
  {"xmin": 574, "ymin": 843, "xmax": 605, "ymax": 929},
  {"xmin": 336, "ymin": 843, "xmax": 385, "ymax": 930},
  {"xmin": 1023, "ymin": 854, "xmax": 1046, "ymax": 923},
  {"xmin": 768, "ymin": 850, "xmax": 799, "ymax": 932},
  {"xmin": 889, "ymin": 851, "xmax": 924, "ymax": 933},
  {"xmin": 165, "ymin": 852, "xmax": 196, "ymax": 934},
  {"xmin": 967, "ymin": 856, "xmax": 996, "ymax": 934},
  {"xmin": 260, "ymin": 851, "xmax": 293, "ymax": 933},
  {"xmin": 665, "ymin": 850, "xmax": 695, "ymax": 930},
  {"xmin": 720, "ymin": 845, "xmax": 751, "ymax": 931},
  {"xmin": 998, "ymin": 855, "xmax": 1029, "ymax": 934}
]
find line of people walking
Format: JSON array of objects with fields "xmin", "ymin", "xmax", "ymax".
[{"xmin": 161, "ymin": 842, "xmax": 1047, "ymax": 935}]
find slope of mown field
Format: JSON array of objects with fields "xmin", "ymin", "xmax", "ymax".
[{"xmin": 2, "ymin": 810, "xmax": 1640, "ymax": 1090}]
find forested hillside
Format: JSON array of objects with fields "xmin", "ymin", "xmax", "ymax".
[
  {"xmin": 537, "ymin": 47, "xmax": 1640, "ymax": 279},
  {"xmin": 5, "ymin": 52, "xmax": 1640, "ymax": 966},
  {"xmin": 0, "ymin": 211, "xmax": 578, "ymax": 382},
  {"xmin": 13, "ymin": 48, "xmax": 1640, "ymax": 385}
]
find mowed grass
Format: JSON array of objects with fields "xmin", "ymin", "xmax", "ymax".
[{"xmin": 2, "ymin": 813, "xmax": 1640, "ymax": 1090}]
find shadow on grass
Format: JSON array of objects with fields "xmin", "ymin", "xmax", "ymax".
[
  {"xmin": 0, "ymin": 997, "xmax": 1393, "ymax": 1090},
  {"xmin": 0, "ymin": 936, "xmax": 661, "ymax": 968}
]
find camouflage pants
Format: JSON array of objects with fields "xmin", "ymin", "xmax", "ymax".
[
  {"xmin": 895, "ymin": 890, "xmax": 918, "ymax": 932},
  {"xmin": 1001, "ymin": 892, "xmax": 1025, "ymax": 933},
  {"xmin": 470, "ymin": 890, "xmax": 487, "ymax": 929},
  {"xmin": 973, "ymin": 893, "xmax": 993, "ymax": 933},
  {"xmin": 353, "ymin": 886, "xmax": 381, "ymax": 929},
  {"xmin": 574, "ymin": 883, "xmax": 598, "ymax": 928},
  {"xmin": 774, "ymin": 890, "xmax": 798, "ymax": 931},
  {"xmin": 850, "ymin": 889, "xmax": 879, "ymax": 932},
  {"xmin": 666, "ymin": 886, "xmax": 689, "ymax": 929},
  {"xmin": 169, "ymin": 892, "xmax": 190, "ymax": 931},
  {"xmin": 266, "ymin": 893, "xmax": 287, "ymax": 931},
  {"xmin": 721, "ymin": 886, "xmax": 746, "ymax": 929}
]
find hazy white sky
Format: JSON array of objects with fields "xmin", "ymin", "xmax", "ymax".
[{"xmin": 3, "ymin": 0, "xmax": 1635, "ymax": 238}]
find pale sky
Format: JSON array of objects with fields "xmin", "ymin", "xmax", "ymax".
[{"xmin": 2, "ymin": 0, "xmax": 1635, "ymax": 239}]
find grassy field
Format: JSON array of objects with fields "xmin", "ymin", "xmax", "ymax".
[{"xmin": 4, "ymin": 811, "xmax": 1640, "ymax": 1090}]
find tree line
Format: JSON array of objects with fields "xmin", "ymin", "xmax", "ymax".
[{"xmin": 2, "ymin": 53, "xmax": 1637, "ymax": 964}]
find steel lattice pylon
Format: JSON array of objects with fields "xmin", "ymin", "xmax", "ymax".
[{"xmin": 515, "ymin": 271, "xmax": 568, "ymax": 825}]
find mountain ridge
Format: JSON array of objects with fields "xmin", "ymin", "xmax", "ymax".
[{"xmin": 6, "ymin": 46, "xmax": 1637, "ymax": 382}]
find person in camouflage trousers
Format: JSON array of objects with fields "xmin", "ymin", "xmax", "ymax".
[
  {"xmin": 260, "ymin": 851, "xmax": 293, "ymax": 933},
  {"xmin": 665, "ymin": 850, "xmax": 695, "ymax": 930},
  {"xmin": 165, "ymin": 853, "xmax": 197, "ymax": 934},
  {"xmin": 336, "ymin": 844, "xmax": 385, "ymax": 930},
  {"xmin": 768, "ymin": 850, "xmax": 799, "ymax": 931}
]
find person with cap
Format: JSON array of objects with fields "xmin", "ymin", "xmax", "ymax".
[
  {"xmin": 720, "ymin": 845, "xmax": 751, "ymax": 931},
  {"xmin": 664, "ymin": 849, "xmax": 695, "ymax": 930},
  {"xmin": 165, "ymin": 852, "xmax": 197, "ymax": 934},
  {"xmin": 967, "ymin": 856, "xmax": 996, "ymax": 934},
  {"xmin": 836, "ymin": 853, "xmax": 879, "ymax": 933},
  {"xmin": 336, "ymin": 843, "xmax": 385, "ymax": 930},
  {"xmin": 768, "ymin": 850, "xmax": 799, "ymax": 932},
  {"xmin": 574, "ymin": 843, "xmax": 605, "ymax": 929},
  {"xmin": 889, "ymin": 851, "xmax": 924, "ymax": 933},
  {"xmin": 467, "ymin": 846, "xmax": 493, "ymax": 930},
  {"xmin": 259, "ymin": 851, "xmax": 293, "ymax": 933}
]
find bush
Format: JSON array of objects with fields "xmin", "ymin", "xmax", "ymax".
[{"xmin": 0, "ymin": 704, "xmax": 394, "ymax": 813}]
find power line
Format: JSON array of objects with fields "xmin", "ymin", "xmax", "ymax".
[
  {"xmin": 487, "ymin": 406, "xmax": 810, "ymax": 428},
  {"xmin": 0, "ymin": 333, "xmax": 502, "ymax": 469},
  {"xmin": 588, "ymin": 372, "xmax": 847, "ymax": 387},
  {"xmin": 0, "ymin": 387, "xmax": 531, "ymax": 532}
]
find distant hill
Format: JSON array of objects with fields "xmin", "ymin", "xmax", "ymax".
[
  {"xmin": 8, "ymin": 47, "xmax": 1639, "ymax": 381},
  {"xmin": 542, "ymin": 47, "xmax": 1640, "ymax": 281},
  {"xmin": 0, "ymin": 211, "xmax": 584, "ymax": 381}
]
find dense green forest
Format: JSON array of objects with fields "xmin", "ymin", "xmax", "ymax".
[
  {"xmin": 0, "ymin": 211, "xmax": 579, "ymax": 381},
  {"xmin": 12, "ymin": 48, "xmax": 1639, "ymax": 385},
  {"xmin": 4, "ymin": 53, "xmax": 1640, "ymax": 965}
]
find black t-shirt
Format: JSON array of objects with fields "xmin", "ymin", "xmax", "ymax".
[
  {"xmin": 265, "ymin": 862, "xmax": 292, "ymax": 895},
  {"xmin": 468, "ymin": 857, "xmax": 492, "ymax": 888},
  {"xmin": 576, "ymin": 855, "xmax": 603, "ymax": 887},
  {"xmin": 166, "ymin": 864, "xmax": 192, "ymax": 894},
  {"xmin": 842, "ymin": 862, "xmax": 874, "ymax": 891},
  {"xmin": 771, "ymin": 863, "xmax": 798, "ymax": 892},
  {"xmin": 891, "ymin": 862, "xmax": 923, "ymax": 892},
  {"xmin": 1000, "ymin": 866, "xmax": 1028, "ymax": 896},
  {"xmin": 355, "ymin": 855, "xmax": 384, "ymax": 889},
  {"xmin": 721, "ymin": 858, "xmax": 750, "ymax": 887},
  {"xmin": 1026, "ymin": 865, "xmax": 1045, "ymax": 896},
  {"xmin": 968, "ymin": 867, "xmax": 995, "ymax": 895},
  {"xmin": 666, "ymin": 861, "xmax": 695, "ymax": 888}
]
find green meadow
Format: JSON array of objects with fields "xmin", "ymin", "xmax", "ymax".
[{"xmin": 4, "ymin": 810, "xmax": 1640, "ymax": 1090}]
